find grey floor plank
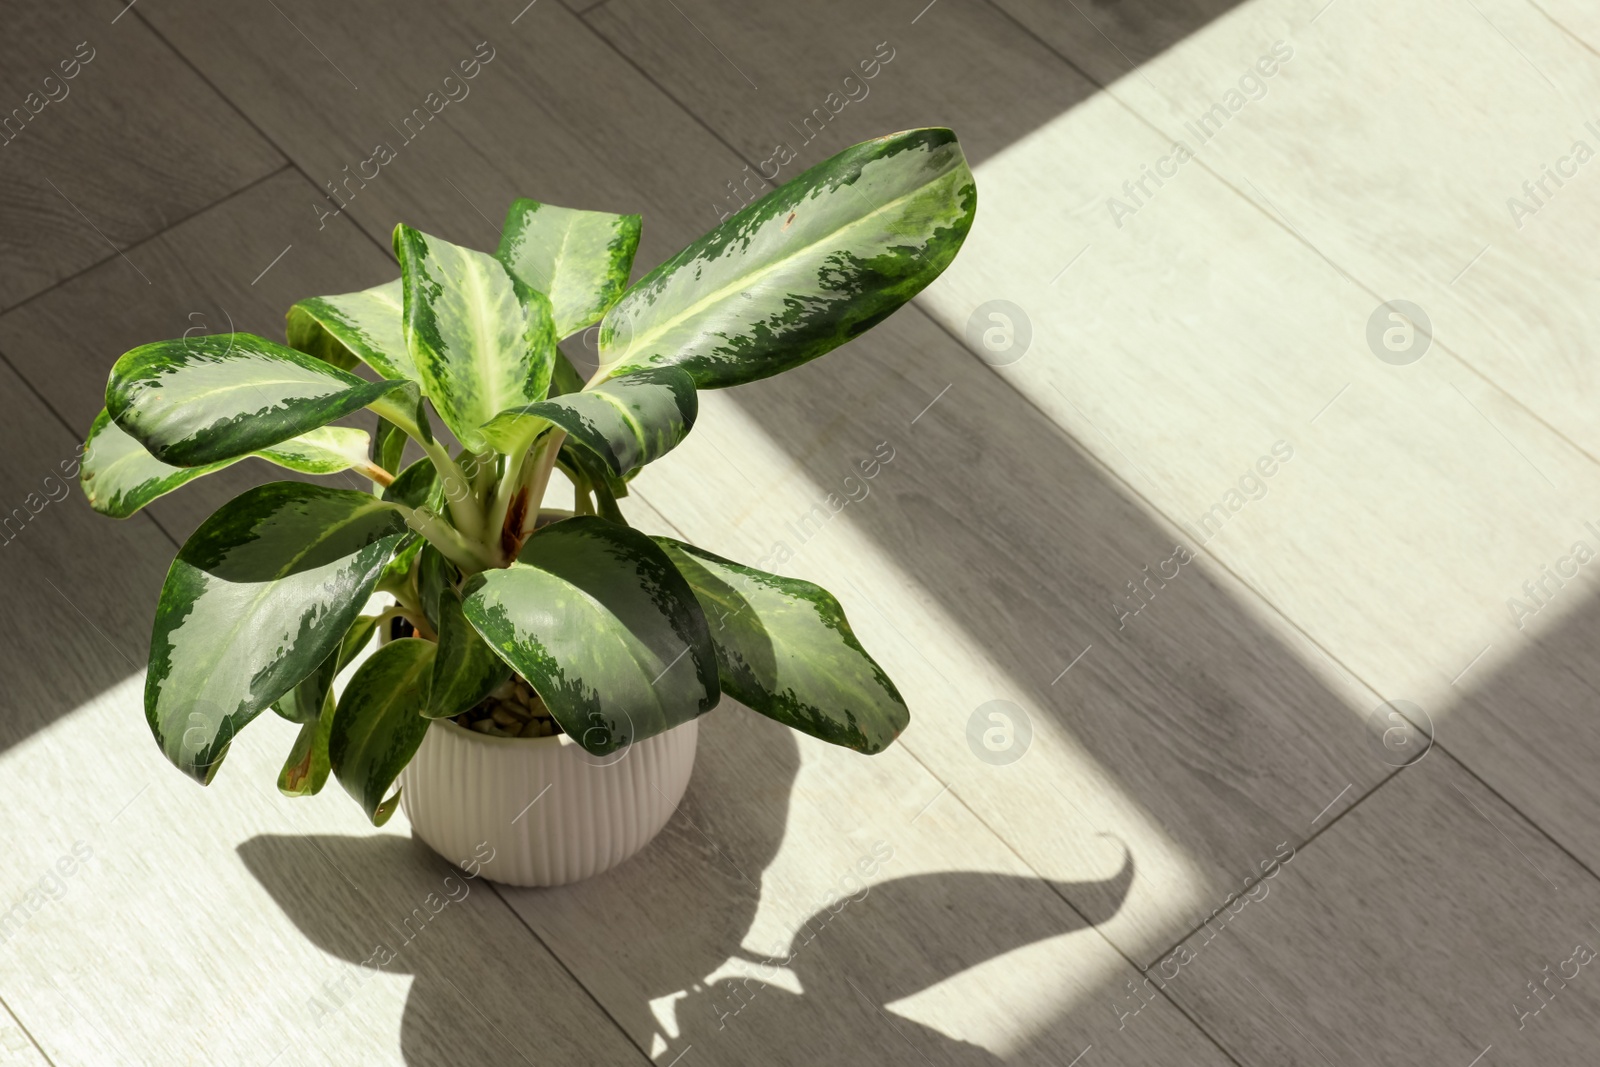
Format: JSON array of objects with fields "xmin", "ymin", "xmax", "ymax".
[
  {"xmin": 989, "ymin": 0, "xmax": 1248, "ymax": 87},
  {"xmin": 0, "ymin": 167, "xmax": 398, "ymax": 543},
  {"xmin": 587, "ymin": 0, "xmax": 1099, "ymax": 174},
  {"xmin": 0, "ymin": 4, "xmax": 282, "ymax": 309},
  {"xmin": 135, "ymin": 0, "xmax": 744, "ymax": 286},
  {"xmin": 1159, "ymin": 750, "xmax": 1600, "ymax": 1066},
  {"xmin": 0, "ymin": 357, "xmax": 173, "ymax": 752}
]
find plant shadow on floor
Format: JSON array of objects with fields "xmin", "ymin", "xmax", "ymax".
[{"xmin": 240, "ymin": 708, "xmax": 1136, "ymax": 1066}]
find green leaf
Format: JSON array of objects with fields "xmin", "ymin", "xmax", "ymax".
[
  {"xmin": 550, "ymin": 346, "xmax": 586, "ymax": 398},
  {"xmin": 146, "ymin": 483, "xmax": 408, "ymax": 782},
  {"xmin": 277, "ymin": 703, "xmax": 333, "ymax": 797},
  {"xmin": 559, "ymin": 444, "xmax": 628, "ymax": 524},
  {"xmin": 427, "ymin": 586, "xmax": 511, "ymax": 718},
  {"xmin": 599, "ymin": 128, "xmax": 975, "ymax": 388},
  {"xmin": 287, "ymin": 278, "xmax": 417, "ymax": 382},
  {"xmin": 655, "ymin": 539, "xmax": 908, "ymax": 753},
  {"xmin": 479, "ymin": 366, "xmax": 696, "ymax": 476},
  {"xmin": 417, "ymin": 542, "xmax": 454, "ymax": 633},
  {"xmin": 276, "ymin": 611, "xmax": 383, "ymax": 725},
  {"xmin": 382, "ymin": 457, "xmax": 440, "ymax": 511},
  {"xmin": 106, "ymin": 332, "xmax": 403, "ymax": 466},
  {"xmin": 328, "ymin": 636, "xmax": 436, "ymax": 825},
  {"xmin": 496, "ymin": 199, "xmax": 642, "ymax": 338},
  {"xmin": 395, "ymin": 224, "xmax": 558, "ymax": 452},
  {"xmin": 81, "ymin": 411, "xmax": 373, "ymax": 520},
  {"xmin": 372, "ymin": 417, "xmax": 407, "ymax": 477},
  {"xmin": 461, "ymin": 517, "xmax": 718, "ymax": 755}
]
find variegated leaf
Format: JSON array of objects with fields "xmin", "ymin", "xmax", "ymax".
[
  {"xmin": 81, "ymin": 410, "xmax": 373, "ymax": 519},
  {"xmin": 328, "ymin": 636, "xmax": 436, "ymax": 825},
  {"xmin": 106, "ymin": 332, "xmax": 402, "ymax": 466},
  {"xmin": 461, "ymin": 517, "xmax": 718, "ymax": 755},
  {"xmin": 479, "ymin": 366, "xmax": 696, "ymax": 474},
  {"xmin": 599, "ymin": 128, "xmax": 976, "ymax": 388},
  {"xmin": 496, "ymin": 199, "xmax": 642, "ymax": 338},
  {"xmin": 286, "ymin": 278, "xmax": 417, "ymax": 381},
  {"xmin": 146, "ymin": 483, "xmax": 408, "ymax": 782},
  {"xmin": 657, "ymin": 539, "xmax": 908, "ymax": 753},
  {"xmin": 395, "ymin": 224, "xmax": 557, "ymax": 452}
]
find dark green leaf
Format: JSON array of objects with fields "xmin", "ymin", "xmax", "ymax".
[
  {"xmin": 599, "ymin": 129, "xmax": 975, "ymax": 388},
  {"xmin": 372, "ymin": 417, "xmax": 407, "ymax": 479},
  {"xmin": 417, "ymin": 542, "xmax": 454, "ymax": 633},
  {"xmin": 656, "ymin": 539, "xmax": 908, "ymax": 753},
  {"xmin": 461, "ymin": 517, "xmax": 717, "ymax": 755},
  {"xmin": 106, "ymin": 332, "xmax": 402, "ymax": 466},
  {"xmin": 549, "ymin": 346, "xmax": 586, "ymax": 398},
  {"xmin": 427, "ymin": 587, "xmax": 511, "ymax": 718},
  {"xmin": 328, "ymin": 637, "xmax": 436, "ymax": 825},
  {"xmin": 145, "ymin": 483, "xmax": 408, "ymax": 782},
  {"xmin": 277, "ymin": 704, "xmax": 333, "ymax": 797},
  {"xmin": 382, "ymin": 456, "xmax": 440, "ymax": 510}
]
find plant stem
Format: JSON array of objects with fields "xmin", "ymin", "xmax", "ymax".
[
  {"xmin": 517, "ymin": 430, "xmax": 567, "ymax": 545},
  {"xmin": 367, "ymin": 394, "xmax": 481, "ymax": 539},
  {"xmin": 353, "ymin": 458, "xmax": 396, "ymax": 488},
  {"xmin": 485, "ymin": 436, "xmax": 536, "ymax": 555},
  {"xmin": 396, "ymin": 503, "xmax": 496, "ymax": 573}
]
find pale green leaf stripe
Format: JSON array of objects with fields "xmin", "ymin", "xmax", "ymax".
[
  {"xmin": 478, "ymin": 366, "xmax": 696, "ymax": 474},
  {"xmin": 497, "ymin": 199, "xmax": 642, "ymax": 338},
  {"xmin": 257, "ymin": 426, "xmax": 372, "ymax": 475},
  {"xmin": 81, "ymin": 411, "xmax": 372, "ymax": 519},
  {"xmin": 395, "ymin": 224, "xmax": 557, "ymax": 452},
  {"xmin": 106, "ymin": 333, "xmax": 403, "ymax": 466},
  {"xmin": 461, "ymin": 517, "xmax": 718, "ymax": 756},
  {"xmin": 287, "ymin": 278, "xmax": 418, "ymax": 382},
  {"xmin": 146, "ymin": 483, "xmax": 408, "ymax": 783},
  {"xmin": 328, "ymin": 637, "xmax": 436, "ymax": 825},
  {"xmin": 600, "ymin": 128, "xmax": 976, "ymax": 388},
  {"xmin": 657, "ymin": 539, "xmax": 908, "ymax": 753}
]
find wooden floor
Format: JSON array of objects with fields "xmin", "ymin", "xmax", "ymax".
[{"xmin": 2, "ymin": 0, "xmax": 1598, "ymax": 1062}]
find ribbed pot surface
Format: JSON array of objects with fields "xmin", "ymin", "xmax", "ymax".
[{"xmin": 399, "ymin": 717, "xmax": 698, "ymax": 887}]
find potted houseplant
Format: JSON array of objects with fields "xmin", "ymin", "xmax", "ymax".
[{"xmin": 79, "ymin": 128, "xmax": 976, "ymax": 886}]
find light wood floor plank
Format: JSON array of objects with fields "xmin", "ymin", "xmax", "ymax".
[{"xmin": 0, "ymin": 5, "xmax": 282, "ymax": 309}]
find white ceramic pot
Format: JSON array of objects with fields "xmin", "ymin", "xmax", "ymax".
[{"xmin": 398, "ymin": 716, "xmax": 698, "ymax": 887}]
